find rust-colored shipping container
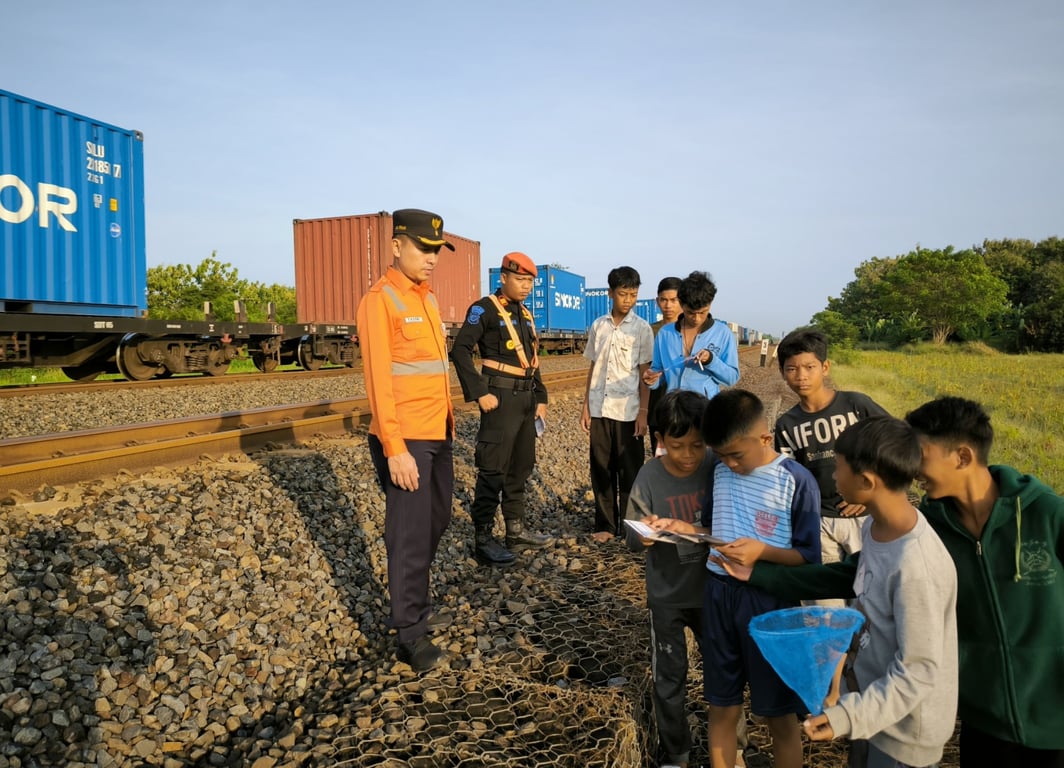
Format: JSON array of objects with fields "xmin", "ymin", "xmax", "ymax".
[{"xmin": 293, "ymin": 212, "xmax": 480, "ymax": 327}]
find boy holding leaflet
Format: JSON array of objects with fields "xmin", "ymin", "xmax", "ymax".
[
  {"xmin": 625, "ymin": 390, "xmax": 715, "ymax": 768},
  {"xmin": 653, "ymin": 389, "xmax": 821, "ymax": 768}
]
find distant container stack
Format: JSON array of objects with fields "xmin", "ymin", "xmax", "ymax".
[
  {"xmin": 293, "ymin": 212, "xmax": 480, "ymax": 326},
  {"xmin": 489, "ymin": 266, "xmax": 585, "ymax": 333},
  {"xmin": 583, "ymin": 290, "xmax": 661, "ymax": 327}
]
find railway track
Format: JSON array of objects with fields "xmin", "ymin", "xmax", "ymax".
[{"xmin": 0, "ymin": 369, "xmax": 590, "ymax": 497}]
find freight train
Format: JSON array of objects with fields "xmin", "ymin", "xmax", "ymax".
[{"xmin": 0, "ymin": 88, "xmax": 762, "ymax": 381}]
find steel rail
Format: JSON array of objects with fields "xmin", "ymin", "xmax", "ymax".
[{"xmin": 0, "ymin": 370, "xmax": 590, "ymax": 496}]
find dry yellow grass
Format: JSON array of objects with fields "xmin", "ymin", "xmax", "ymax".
[{"xmin": 829, "ymin": 345, "xmax": 1063, "ymax": 490}]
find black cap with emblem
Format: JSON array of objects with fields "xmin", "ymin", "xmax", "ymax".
[{"xmin": 392, "ymin": 209, "xmax": 456, "ymax": 251}]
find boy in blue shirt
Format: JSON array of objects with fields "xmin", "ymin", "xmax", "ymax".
[
  {"xmin": 652, "ymin": 389, "xmax": 821, "ymax": 768},
  {"xmin": 644, "ymin": 270, "xmax": 740, "ymax": 400}
]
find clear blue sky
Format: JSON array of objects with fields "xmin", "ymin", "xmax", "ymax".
[{"xmin": 6, "ymin": 1, "xmax": 1062, "ymax": 336}]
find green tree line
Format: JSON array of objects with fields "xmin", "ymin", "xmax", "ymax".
[
  {"xmin": 147, "ymin": 254, "xmax": 297, "ymax": 324},
  {"xmin": 810, "ymin": 237, "xmax": 1064, "ymax": 352}
]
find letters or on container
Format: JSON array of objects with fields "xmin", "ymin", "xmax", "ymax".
[
  {"xmin": 294, "ymin": 213, "xmax": 480, "ymax": 326},
  {"xmin": 489, "ymin": 266, "xmax": 586, "ymax": 333},
  {"xmin": 0, "ymin": 89, "xmax": 146, "ymax": 316}
]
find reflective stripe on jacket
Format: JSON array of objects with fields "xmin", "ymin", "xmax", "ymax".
[{"xmin": 356, "ymin": 266, "xmax": 454, "ymax": 457}]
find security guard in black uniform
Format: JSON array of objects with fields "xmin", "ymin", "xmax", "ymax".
[{"xmin": 451, "ymin": 252, "xmax": 551, "ymax": 565}]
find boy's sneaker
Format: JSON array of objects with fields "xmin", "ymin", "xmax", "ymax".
[{"xmin": 396, "ymin": 636, "xmax": 443, "ymax": 672}]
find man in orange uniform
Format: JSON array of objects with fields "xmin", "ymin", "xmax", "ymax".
[{"xmin": 356, "ymin": 208, "xmax": 455, "ymax": 672}]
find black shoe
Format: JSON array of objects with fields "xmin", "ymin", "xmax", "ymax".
[
  {"xmin": 396, "ymin": 636, "xmax": 444, "ymax": 672},
  {"xmin": 505, "ymin": 520, "xmax": 551, "ymax": 549},
  {"xmin": 474, "ymin": 526, "xmax": 516, "ymax": 565},
  {"xmin": 474, "ymin": 536, "xmax": 516, "ymax": 565}
]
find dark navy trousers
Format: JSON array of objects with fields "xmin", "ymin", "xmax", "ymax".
[{"xmin": 368, "ymin": 435, "xmax": 453, "ymax": 643}]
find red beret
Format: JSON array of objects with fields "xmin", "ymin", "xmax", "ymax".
[{"xmin": 501, "ymin": 251, "xmax": 537, "ymax": 277}]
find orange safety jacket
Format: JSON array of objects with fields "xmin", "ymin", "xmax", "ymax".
[{"xmin": 356, "ymin": 266, "xmax": 454, "ymax": 457}]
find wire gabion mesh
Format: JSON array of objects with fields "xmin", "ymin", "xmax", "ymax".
[{"xmin": 327, "ymin": 557, "xmax": 653, "ymax": 767}]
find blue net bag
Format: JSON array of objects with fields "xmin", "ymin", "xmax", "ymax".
[{"xmin": 748, "ymin": 606, "xmax": 865, "ymax": 715}]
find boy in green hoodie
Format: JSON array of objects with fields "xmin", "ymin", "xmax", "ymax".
[{"xmin": 732, "ymin": 396, "xmax": 1064, "ymax": 768}]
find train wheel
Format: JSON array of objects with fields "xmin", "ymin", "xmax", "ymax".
[
  {"xmin": 204, "ymin": 350, "xmax": 231, "ymax": 377},
  {"xmin": 252, "ymin": 353, "xmax": 279, "ymax": 373},
  {"xmin": 116, "ymin": 335, "xmax": 159, "ymax": 381},
  {"xmin": 297, "ymin": 338, "xmax": 323, "ymax": 371},
  {"xmin": 61, "ymin": 364, "xmax": 104, "ymax": 382}
]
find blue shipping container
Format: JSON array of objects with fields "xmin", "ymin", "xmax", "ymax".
[
  {"xmin": 585, "ymin": 287, "xmax": 610, "ymax": 328},
  {"xmin": 488, "ymin": 266, "xmax": 586, "ymax": 333},
  {"xmin": 634, "ymin": 298, "xmax": 661, "ymax": 325},
  {"xmin": 584, "ymin": 289, "xmax": 661, "ymax": 327},
  {"xmin": 0, "ymin": 89, "xmax": 146, "ymax": 316}
]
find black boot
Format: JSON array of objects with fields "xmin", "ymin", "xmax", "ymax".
[
  {"xmin": 474, "ymin": 525, "xmax": 515, "ymax": 565},
  {"xmin": 505, "ymin": 519, "xmax": 551, "ymax": 549}
]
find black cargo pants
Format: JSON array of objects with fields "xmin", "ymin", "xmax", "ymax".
[{"xmin": 470, "ymin": 375, "xmax": 537, "ymax": 528}]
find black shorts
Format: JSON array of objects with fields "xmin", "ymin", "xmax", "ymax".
[{"xmin": 702, "ymin": 573, "xmax": 805, "ymax": 717}]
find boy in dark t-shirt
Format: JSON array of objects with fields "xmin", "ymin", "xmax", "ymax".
[
  {"xmin": 773, "ymin": 329, "xmax": 887, "ymax": 573},
  {"xmin": 625, "ymin": 390, "xmax": 714, "ymax": 768}
]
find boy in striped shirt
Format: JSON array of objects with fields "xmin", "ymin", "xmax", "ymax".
[{"xmin": 652, "ymin": 389, "xmax": 821, "ymax": 768}]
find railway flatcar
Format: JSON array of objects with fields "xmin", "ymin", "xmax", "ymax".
[{"xmin": 0, "ymin": 88, "xmax": 284, "ymax": 380}]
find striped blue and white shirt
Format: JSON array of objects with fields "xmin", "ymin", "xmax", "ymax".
[{"xmin": 703, "ymin": 454, "xmax": 821, "ymax": 575}]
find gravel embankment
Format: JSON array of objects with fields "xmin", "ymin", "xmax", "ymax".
[{"xmin": 0, "ymin": 352, "xmax": 837, "ymax": 768}]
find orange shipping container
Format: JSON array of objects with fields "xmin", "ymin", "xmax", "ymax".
[{"xmin": 293, "ymin": 212, "xmax": 481, "ymax": 326}]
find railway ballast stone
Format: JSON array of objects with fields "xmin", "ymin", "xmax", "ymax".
[{"xmin": 0, "ymin": 353, "xmax": 811, "ymax": 767}]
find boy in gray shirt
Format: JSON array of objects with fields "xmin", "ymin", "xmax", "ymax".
[{"xmin": 805, "ymin": 417, "xmax": 957, "ymax": 767}]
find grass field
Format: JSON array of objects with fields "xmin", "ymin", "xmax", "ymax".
[{"xmin": 830, "ymin": 344, "xmax": 1064, "ymax": 491}]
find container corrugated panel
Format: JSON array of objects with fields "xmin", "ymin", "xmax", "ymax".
[
  {"xmin": 489, "ymin": 266, "xmax": 585, "ymax": 333},
  {"xmin": 0, "ymin": 89, "xmax": 146, "ymax": 316},
  {"xmin": 534, "ymin": 267, "xmax": 584, "ymax": 332},
  {"xmin": 584, "ymin": 287, "xmax": 610, "ymax": 328},
  {"xmin": 634, "ymin": 298, "xmax": 661, "ymax": 324},
  {"xmin": 294, "ymin": 212, "xmax": 480, "ymax": 326}
]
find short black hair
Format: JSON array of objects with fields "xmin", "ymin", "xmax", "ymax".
[
  {"xmin": 656, "ymin": 276, "xmax": 682, "ymax": 295},
  {"xmin": 655, "ymin": 390, "xmax": 709, "ymax": 440},
  {"xmin": 777, "ymin": 328, "xmax": 828, "ymax": 372},
  {"xmin": 702, "ymin": 389, "xmax": 763, "ymax": 447},
  {"xmin": 835, "ymin": 416, "xmax": 922, "ymax": 492},
  {"xmin": 608, "ymin": 266, "xmax": 641, "ymax": 290},
  {"xmin": 905, "ymin": 396, "xmax": 993, "ymax": 465},
  {"xmin": 678, "ymin": 271, "xmax": 717, "ymax": 310}
]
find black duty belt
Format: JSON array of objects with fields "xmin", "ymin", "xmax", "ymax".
[{"xmin": 486, "ymin": 375, "xmax": 536, "ymax": 392}]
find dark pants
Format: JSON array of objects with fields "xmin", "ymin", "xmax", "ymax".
[
  {"xmin": 471, "ymin": 379, "xmax": 537, "ymax": 528},
  {"xmin": 959, "ymin": 722, "xmax": 1064, "ymax": 768},
  {"xmin": 650, "ymin": 603, "xmax": 703, "ymax": 764},
  {"xmin": 589, "ymin": 416, "xmax": 645, "ymax": 535},
  {"xmin": 368, "ymin": 435, "xmax": 453, "ymax": 644}
]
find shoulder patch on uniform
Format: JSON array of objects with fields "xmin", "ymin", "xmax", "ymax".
[{"xmin": 467, "ymin": 305, "xmax": 486, "ymax": 325}]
